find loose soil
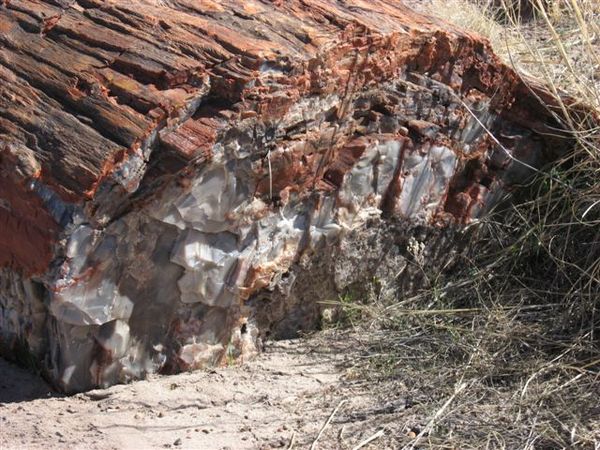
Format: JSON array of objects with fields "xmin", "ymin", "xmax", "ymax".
[{"xmin": 0, "ymin": 334, "xmax": 408, "ymax": 450}]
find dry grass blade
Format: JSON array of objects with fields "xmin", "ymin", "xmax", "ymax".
[
  {"xmin": 310, "ymin": 400, "xmax": 348, "ymax": 450},
  {"xmin": 288, "ymin": 431, "xmax": 297, "ymax": 450},
  {"xmin": 403, "ymin": 382, "xmax": 468, "ymax": 450},
  {"xmin": 351, "ymin": 429, "xmax": 385, "ymax": 450}
]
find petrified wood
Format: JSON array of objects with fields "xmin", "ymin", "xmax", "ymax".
[{"xmin": 0, "ymin": 0, "xmax": 579, "ymax": 392}]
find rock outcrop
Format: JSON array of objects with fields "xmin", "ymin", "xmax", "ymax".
[{"xmin": 0, "ymin": 0, "xmax": 578, "ymax": 392}]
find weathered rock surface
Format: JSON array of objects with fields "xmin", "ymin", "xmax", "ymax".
[{"xmin": 0, "ymin": 0, "xmax": 578, "ymax": 392}]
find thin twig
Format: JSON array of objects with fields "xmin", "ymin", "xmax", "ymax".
[
  {"xmin": 352, "ymin": 429, "xmax": 385, "ymax": 450},
  {"xmin": 310, "ymin": 399, "xmax": 347, "ymax": 450},
  {"xmin": 403, "ymin": 382, "xmax": 468, "ymax": 450},
  {"xmin": 288, "ymin": 431, "xmax": 296, "ymax": 450},
  {"xmin": 267, "ymin": 148, "xmax": 273, "ymax": 201}
]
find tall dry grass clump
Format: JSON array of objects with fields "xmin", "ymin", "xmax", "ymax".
[{"xmin": 332, "ymin": 1, "xmax": 600, "ymax": 448}]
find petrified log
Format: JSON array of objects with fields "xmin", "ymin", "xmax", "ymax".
[{"xmin": 0, "ymin": 0, "xmax": 578, "ymax": 392}]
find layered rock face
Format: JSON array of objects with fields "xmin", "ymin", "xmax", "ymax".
[{"xmin": 0, "ymin": 0, "xmax": 576, "ymax": 392}]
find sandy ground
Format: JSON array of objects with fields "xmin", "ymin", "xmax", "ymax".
[{"xmin": 0, "ymin": 335, "xmax": 409, "ymax": 450}]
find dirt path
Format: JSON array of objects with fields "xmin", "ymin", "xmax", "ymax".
[{"xmin": 0, "ymin": 335, "xmax": 404, "ymax": 450}]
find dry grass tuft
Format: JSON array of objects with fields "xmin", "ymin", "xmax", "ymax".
[{"xmin": 331, "ymin": 1, "xmax": 600, "ymax": 448}]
